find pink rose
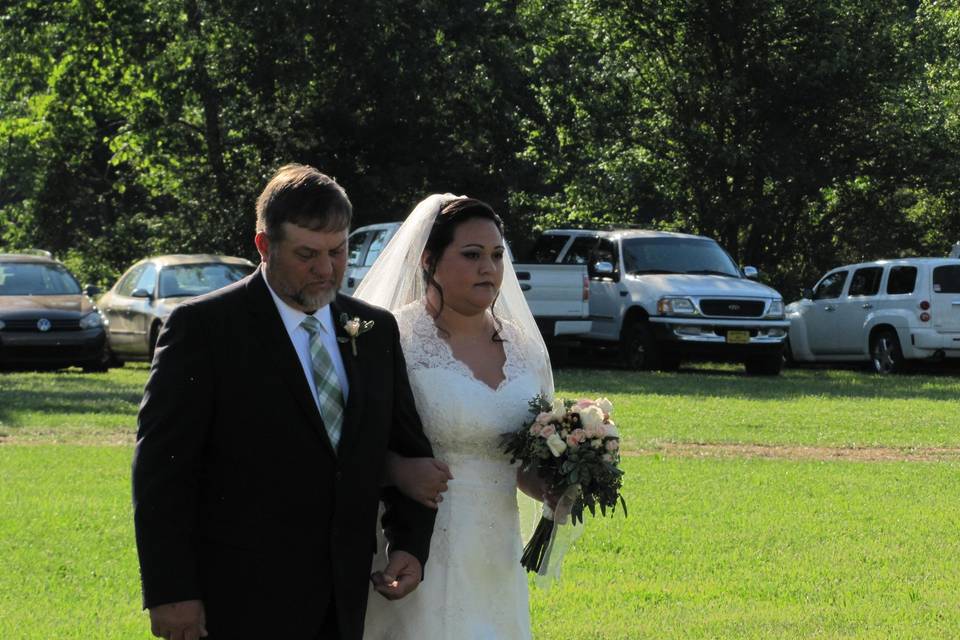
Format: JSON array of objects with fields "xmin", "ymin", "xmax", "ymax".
[
  {"xmin": 571, "ymin": 428, "xmax": 586, "ymax": 443},
  {"xmin": 529, "ymin": 423, "xmax": 543, "ymax": 436},
  {"xmin": 536, "ymin": 412, "xmax": 553, "ymax": 425},
  {"xmin": 605, "ymin": 439, "xmax": 620, "ymax": 452},
  {"xmin": 565, "ymin": 435, "xmax": 579, "ymax": 448},
  {"xmin": 602, "ymin": 453, "xmax": 613, "ymax": 462},
  {"xmin": 539, "ymin": 424, "xmax": 556, "ymax": 438},
  {"xmin": 575, "ymin": 399, "xmax": 594, "ymax": 409}
]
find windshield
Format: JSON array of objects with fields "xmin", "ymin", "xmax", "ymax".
[
  {"xmin": 0, "ymin": 262, "xmax": 82, "ymax": 295},
  {"xmin": 621, "ymin": 237, "xmax": 740, "ymax": 277},
  {"xmin": 158, "ymin": 263, "xmax": 254, "ymax": 298}
]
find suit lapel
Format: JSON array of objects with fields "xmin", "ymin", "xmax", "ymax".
[
  {"xmin": 246, "ymin": 269, "xmax": 338, "ymax": 458},
  {"xmin": 330, "ymin": 297, "xmax": 364, "ymax": 458}
]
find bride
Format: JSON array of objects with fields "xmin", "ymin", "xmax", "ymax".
[{"xmin": 355, "ymin": 194, "xmax": 554, "ymax": 639}]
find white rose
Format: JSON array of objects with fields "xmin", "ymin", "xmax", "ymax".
[
  {"xmin": 596, "ymin": 397, "xmax": 614, "ymax": 416},
  {"xmin": 344, "ymin": 318, "xmax": 361, "ymax": 337},
  {"xmin": 579, "ymin": 405, "xmax": 604, "ymax": 431},
  {"xmin": 603, "ymin": 421, "xmax": 619, "ymax": 438},
  {"xmin": 550, "ymin": 399, "xmax": 566, "ymax": 422},
  {"xmin": 546, "ymin": 433, "xmax": 568, "ymax": 457}
]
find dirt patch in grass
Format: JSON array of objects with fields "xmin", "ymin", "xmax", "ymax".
[{"xmin": 634, "ymin": 442, "xmax": 960, "ymax": 462}]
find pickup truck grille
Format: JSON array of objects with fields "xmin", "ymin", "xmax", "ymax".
[{"xmin": 699, "ymin": 299, "xmax": 765, "ymax": 318}]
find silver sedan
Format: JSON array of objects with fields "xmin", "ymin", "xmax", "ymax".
[{"xmin": 99, "ymin": 254, "xmax": 255, "ymax": 362}]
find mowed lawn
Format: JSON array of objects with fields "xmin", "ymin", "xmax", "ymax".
[{"xmin": 2, "ymin": 364, "xmax": 960, "ymax": 638}]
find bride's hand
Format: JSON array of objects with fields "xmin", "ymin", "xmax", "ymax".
[
  {"xmin": 385, "ymin": 452, "xmax": 454, "ymax": 509},
  {"xmin": 517, "ymin": 467, "xmax": 558, "ymax": 508}
]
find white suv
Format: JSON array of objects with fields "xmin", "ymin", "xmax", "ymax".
[{"xmin": 785, "ymin": 258, "xmax": 960, "ymax": 373}]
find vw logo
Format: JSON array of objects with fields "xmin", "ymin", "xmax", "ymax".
[
  {"xmin": 727, "ymin": 304, "xmax": 741, "ymax": 311},
  {"xmin": 36, "ymin": 318, "xmax": 52, "ymax": 332}
]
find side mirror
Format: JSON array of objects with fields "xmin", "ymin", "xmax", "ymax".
[
  {"xmin": 801, "ymin": 287, "xmax": 813, "ymax": 300},
  {"xmin": 591, "ymin": 261, "xmax": 614, "ymax": 276},
  {"xmin": 83, "ymin": 284, "xmax": 100, "ymax": 297},
  {"xmin": 742, "ymin": 266, "xmax": 758, "ymax": 279},
  {"xmin": 131, "ymin": 288, "xmax": 153, "ymax": 299}
]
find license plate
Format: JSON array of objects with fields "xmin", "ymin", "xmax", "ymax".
[{"xmin": 726, "ymin": 330, "xmax": 750, "ymax": 344}]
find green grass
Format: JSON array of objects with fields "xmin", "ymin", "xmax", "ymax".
[
  {"xmin": 558, "ymin": 366, "xmax": 960, "ymax": 449},
  {"xmin": 531, "ymin": 455, "xmax": 960, "ymax": 639},
  {"xmin": 0, "ymin": 365, "xmax": 147, "ymax": 443},
  {"xmin": 3, "ymin": 364, "xmax": 960, "ymax": 449},
  {"xmin": 2, "ymin": 364, "xmax": 960, "ymax": 638},
  {"xmin": 0, "ymin": 446, "xmax": 145, "ymax": 637}
]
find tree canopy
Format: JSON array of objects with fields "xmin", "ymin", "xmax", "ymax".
[{"xmin": 1, "ymin": 0, "xmax": 957, "ymax": 295}]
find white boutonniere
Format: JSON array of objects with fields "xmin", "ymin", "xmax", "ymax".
[{"xmin": 338, "ymin": 313, "xmax": 375, "ymax": 356}]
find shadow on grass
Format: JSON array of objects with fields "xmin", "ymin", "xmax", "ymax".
[
  {"xmin": 555, "ymin": 360, "xmax": 960, "ymax": 402},
  {"xmin": 0, "ymin": 367, "xmax": 145, "ymax": 428}
]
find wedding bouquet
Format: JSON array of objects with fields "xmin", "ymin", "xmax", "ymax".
[{"xmin": 501, "ymin": 395, "xmax": 627, "ymax": 573}]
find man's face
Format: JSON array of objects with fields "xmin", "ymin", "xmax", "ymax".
[{"xmin": 257, "ymin": 222, "xmax": 348, "ymax": 312}]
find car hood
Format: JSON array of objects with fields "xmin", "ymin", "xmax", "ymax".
[
  {"xmin": 0, "ymin": 294, "xmax": 95, "ymax": 319},
  {"xmin": 626, "ymin": 273, "xmax": 783, "ymax": 299}
]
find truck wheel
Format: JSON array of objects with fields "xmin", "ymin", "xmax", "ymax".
[
  {"xmin": 870, "ymin": 329, "xmax": 904, "ymax": 374},
  {"xmin": 622, "ymin": 321, "xmax": 660, "ymax": 370},
  {"xmin": 744, "ymin": 353, "xmax": 783, "ymax": 376}
]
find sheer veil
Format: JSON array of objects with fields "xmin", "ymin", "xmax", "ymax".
[
  {"xmin": 353, "ymin": 193, "xmax": 554, "ymax": 396},
  {"xmin": 354, "ymin": 193, "xmax": 577, "ymax": 586}
]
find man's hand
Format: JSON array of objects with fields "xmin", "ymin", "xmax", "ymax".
[
  {"xmin": 386, "ymin": 454, "xmax": 454, "ymax": 509},
  {"xmin": 371, "ymin": 550, "xmax": 423, "ymax": 600},
  {"xmin": 149, "ymin": 599, "xmax": 208, "ymax": 640}
]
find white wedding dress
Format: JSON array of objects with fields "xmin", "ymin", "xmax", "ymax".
[{"xmin": 362, "ymin": 300, "xmax": 547, "ymax": 640}]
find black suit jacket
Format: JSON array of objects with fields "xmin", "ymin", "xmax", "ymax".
[{"xmin": 132, "ymin": 268, "xmax": 436, "ymax": 639}]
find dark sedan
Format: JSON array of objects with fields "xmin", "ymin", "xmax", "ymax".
[
  {"xmin": 98, "ymin": 254, "xmax": 256, "ymax": 362},
  {"xmin": 0, "ymin": 252, "xmax": 110, "ymax": 371}
]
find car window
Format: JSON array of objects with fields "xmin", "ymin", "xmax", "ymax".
[
  {"xmin": 621, "ymin": 237, "xmax": 740, "ymax": 276},
  {"xmin": 347, "ymin": 231, "xmax": 369, "ymax": 267},
  {"xmin": 562, "ymin": 237, "xmax": 599, "ymax": 265},
  {"xmin": 595, "ymin": 239, "xmax": 618, "ymax": 269},
  {"xmin": 158, "ymin": 263, "xmax": 254, "ymax": 298},
  {"xmin": 526, "ymin": 235, "xmax": 569, "ymax": 264},
  {"xmin": 116, "ymin": 265, "xmax": 146, "ymax": 297},
  {"xmin": 847, "ymin": 267, "xmax": 883, "ymax": 297},
  {"xmin": 135, "ymin": 263, "xmax": 157, "ymax": 295},
  {"xmin": 886, "ymin": 266, "xmax": 917, "ymax": 295},
  {"xmin": 0, "ymin": 262, "xmax": 81, "ymax": 295},
  {"xmin": 363, "ymin": 229, "xmax": 391, "ymax": 267},
  {"xmin": 813, "ymin": 270, "xmax": 848, "ymax": 300},
  {"xmin": 933, "ymin": 265, "xmax": 960, "ymax": 294}
]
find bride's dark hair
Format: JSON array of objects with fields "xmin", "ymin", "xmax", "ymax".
[{"xmin": 422, "ymin": 198, "xmax": 506, "ymax": 342}]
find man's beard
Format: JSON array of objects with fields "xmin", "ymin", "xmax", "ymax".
[
  {"xmin": 290, "ymin": 286, "xmax": 336, "ymax": 311},
  {"xmin": 267, "ymin": 256, "xmax": 339, "ymax": 311}
]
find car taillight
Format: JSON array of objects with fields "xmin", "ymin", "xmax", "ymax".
[
  {"xmin": 920, "ymin": 300, "xmax": 930, "ymax": 310},
  {"xmin": 582, "ymin": 275, "xmax": 590, "ymax": 301},
  {"xmin": 920, "ymin": 312, "xmax": 931, "ymax": 322}
]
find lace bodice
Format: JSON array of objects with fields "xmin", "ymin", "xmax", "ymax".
[{"xmin": 393, "ymin": 300, "xmax": 546, "ymax": 463}]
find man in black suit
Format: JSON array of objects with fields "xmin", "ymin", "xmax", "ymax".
[{"xmin": 133, "ymin": 165, "xmax": 436, "ymax": 639}]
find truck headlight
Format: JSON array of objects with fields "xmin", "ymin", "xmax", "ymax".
[
  {"xmin": 657, "ymin": 297, "xmax": 698, "ymax": 316},
  {"xmin": 79, "ymin": 312, "xmax": 104, "ymax": 329},
  {"xmin": 765, "ymin": 300, "xmax": 785, "ymax": 319}
]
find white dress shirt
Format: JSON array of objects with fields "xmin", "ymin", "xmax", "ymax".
[{"xmin": 263, "ymin": 276, "xmax": 350, "ymax": 412}]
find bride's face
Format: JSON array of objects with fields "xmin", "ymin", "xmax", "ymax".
[{"xmin": 428, "ymin": 217, "xmax": 505, "ymax": 315}]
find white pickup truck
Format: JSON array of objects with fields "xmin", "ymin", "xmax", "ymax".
[
  {"xmin": 526, "ymin": 229, "xmax": 790, "ymax": 374},
  {"xmin": 342, "ymin": 223, "xmax": 590, "ymax": 346}
]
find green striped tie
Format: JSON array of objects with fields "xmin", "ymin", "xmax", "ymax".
[{"xmin": 301, "ymin": 316, "xmax": 345, "ymax": 451}]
